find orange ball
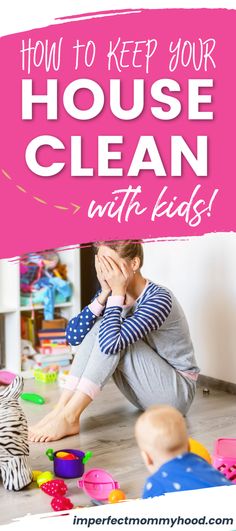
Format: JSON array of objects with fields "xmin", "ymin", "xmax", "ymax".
[
  {"xmin": 189, "ymin": 437, "xmax": 212, "ymax": 464},
  {"xmin": 108, "ymin": 489, "xmax": 126, "ymax": 504}
]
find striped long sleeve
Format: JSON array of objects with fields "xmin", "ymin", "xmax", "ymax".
[{"xmin": 98, "ymin": 284, "xmax": 172, "ymax": 355}]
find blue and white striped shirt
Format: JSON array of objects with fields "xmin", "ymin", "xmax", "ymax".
[
  {"xmin": 99, "ymin": 283, "xmax": 172, "ymax": 355},
  {"xmin": 66, "ymin": 282, "xmax": 172, "ymax": 354},
  {"xmin": 65, "ymin": 282, "xmax": 199, "ymax": 377}
]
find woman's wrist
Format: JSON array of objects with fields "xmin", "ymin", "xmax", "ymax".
[
  {"xmin": 111, "ymin": 289, "xmax": 126, "ymax": 297},
  {"xmin": 97, "ymin": 289, "xmax": 111, "ymax": 306}
]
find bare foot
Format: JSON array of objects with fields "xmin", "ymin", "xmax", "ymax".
[
  {"xmin": 29, "ymin": 412, "xmax": 80, "ymax": 443},
  {"xmin": 29, "ymin": 390, "xmax": 74, "ymax": 440},
  {"xmin": 28, "ymin": 407, "xmax": 63, "ymax": 440}
]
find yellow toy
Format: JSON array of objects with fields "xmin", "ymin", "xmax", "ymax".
[
  {"xmin": 189, "ymin": 438, "xmax": 211, "ymax": 463},
  {"xmin": 32, "ymin": 470, "xmax": 42, "ymax": 482},
  {"xmin": 37, "ymin": 471, "xmax": 54, "ymax": 487},
  {"xmin": 56, "ymin": 451, "xmax": 71, "ymax": 458}
]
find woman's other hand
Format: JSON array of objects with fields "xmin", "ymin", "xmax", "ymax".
[
  {"xmin": 99, "ymin": 256, "xmax": 130, "ymax": 296},
  {"xmin": 95, "ymin": 255, "xmax": 111, "ymax": 305}
]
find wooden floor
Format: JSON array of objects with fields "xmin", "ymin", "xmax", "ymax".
[{"xmin": 1, "ymin": 379, "xmax": 236, "ymax": 524}]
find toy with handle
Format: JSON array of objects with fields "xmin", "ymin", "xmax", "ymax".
[
  {"xmin": 46, "ymin": 448, "xmax": 93, "ymax": 479},
  {"xmin": 78, "ymin": 468, "xmax": 120, "ymax": 501}
]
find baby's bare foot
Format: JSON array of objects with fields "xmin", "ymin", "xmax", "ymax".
[{"xmin": 29, "ymin": 412, "xmax": 80, "ymax": 443}]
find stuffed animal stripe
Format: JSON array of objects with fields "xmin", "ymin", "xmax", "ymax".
[{"xmin": 0, "ymin": 376, "xmax": 32, "ymax": 490}]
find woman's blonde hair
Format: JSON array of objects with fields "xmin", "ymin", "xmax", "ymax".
[{"xmin": 94, "ymin": 240, "xmax": 144, "ymax": 268}]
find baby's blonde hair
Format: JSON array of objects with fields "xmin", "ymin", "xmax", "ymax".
[{"xmin": 135, "ymin": 405, "xmax": 189, "ymax": 456}]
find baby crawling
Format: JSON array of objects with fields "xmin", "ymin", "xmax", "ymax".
[{"xmin": 135, "ymin": 405, "xmax": 232, "ymax": 498}]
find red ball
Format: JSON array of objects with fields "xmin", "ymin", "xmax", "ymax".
[
  {"xmin": 41, "ymin": 479, "xmax": 68, "ymax": 496},
  {"xmin": 51, "ymin": 496, "xmax": 74, "ymax": 512}
]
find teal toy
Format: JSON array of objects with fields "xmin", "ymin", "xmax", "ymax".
[{"xmin": 20, "ymin": 393, "xmax": 45, "ymax": 405}]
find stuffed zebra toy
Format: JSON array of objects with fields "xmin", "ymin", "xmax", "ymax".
[{"xmin": 0, "ymin": 375, "xmax": 32, "ymax": 490}]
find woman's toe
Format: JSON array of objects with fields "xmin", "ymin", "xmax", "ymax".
[{"xmin": 39, "ymin": 434, "xmax": 48, "ymax": 443}]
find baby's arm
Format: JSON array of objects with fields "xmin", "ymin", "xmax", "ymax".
[{"xmin": 99, "ymin": 287, "xmax": 172, "ymax": 355}]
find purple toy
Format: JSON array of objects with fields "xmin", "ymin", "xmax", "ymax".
[
  {"xmin": 78, "ymin": 468, "xmax": 120, "ymax": 501},
  {"xmin": 46, "ymin": 448, "xmax": 92, "ymax": 479}
]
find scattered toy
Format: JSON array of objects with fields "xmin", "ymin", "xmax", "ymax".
[
  {"xmin": 55, "ymin": 451, "xmax": 72, "ymax": 459},
  {"xmin": 46, "ymin": 448, "xmax": 93, "ymax": 479},
  {"xmin": 34, "ymin": 368, "xmax": 58, "ymax": 384},
  {"xmin": 213, "ymin": 438, "xmax": 236, "ymax": 483},
  {"xmin": 108, "ymin": 489, "xmax": 126, "ymax": 504},
  {"xmin": 0, "ymin": 370, "xmax": 16, "ymax": 385},
  {"xmin": 78, "ymin": 468, "xmax": 120, "ymax": 501},
  {"xmin": 41, "ymin": 479, "xmax": 68, "ymax": 496},
  {"xmin": 37, "ymin": 471, "xmax": 54, "ymax": 487},
  {"xmin": 189, "ymin": 437, "xmax": 212, "ymax": 463},
  {"xmin": 32, "ymin": 470, "xmax": 42, "ymax": 481},
  {"xmin": 57, "ymin": 452, "xmax": 78, "ymax": 461},
  {"xmin": 51, "ymin": 496, "xmax": 74, "ymax": 511},
  {"xmin": 20, "ymin": 392, "xmax": 45, "ymax": 405}
]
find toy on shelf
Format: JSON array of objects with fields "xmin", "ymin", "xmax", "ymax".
[
  {"xmin": 34, "ymin": 367, "xmax": 58, "ymax": 384},
  {"xmin": 36, "ymin": 471, "xmax": 54, "ymax": 487},
  {"xmin": 108, "ymin": 489, "xmax": 126, "ymax": 504},
  {"xmin": 0, "ymin": 370, "xmax": 16, "ymax": 385},
  {"xmin": 51, "ymin": 495, "xmax": 74, "ymax": 511},
  {"xmin": 41, "ymin": 479, "xmax": 68, "ymax": 496},
  {"xmin": 189, "ymin": 438, "xmax": 212, "ymax": 464},
  {"xmin": 0, "ymin": 376, "xmax": 32, "ymax": 491},
  {"xmin": 212, "ymin": 438, "xmax": 236, "ymax": 483},
  {"xmin": 20, "ymin": 251, "xmax": 72, "ymax": 320},
  {"xmin": 20, "ymin": 392, "xmax": 45, "ymax": 405},
  {"xmin": 37, "ymin": 327, "xmax": 70, "ymax": 356},
  {"xmin": 78, "ymin": 468, "xmax": 120, "ymax": 501},
  {"xmin": 46, "ymin": 448, "xmax": 93, "ymax": 479}
]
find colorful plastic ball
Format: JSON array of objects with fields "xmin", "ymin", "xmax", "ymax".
[
  {"xmin": 189, "ymin": 437, "xmax": 212, "ymax": 463},
  {"xmin": 37, "ymin": 471, "xmax": 54, "ymax": 487},
  {"xmin": 51, "ymin": 496, "xmax": 74, "ymax": 511},
  {"xmin": 41, "ymin": 479, "xmax": 68, "ymax": 496},
  {"xmin": 108, "ymin": 489, "xmax": 126, "ymax": 504}
]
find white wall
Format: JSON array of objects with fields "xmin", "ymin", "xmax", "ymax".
[{"xmin": 142, "ymin": 233, "xmax": 236, "ymax": 384}]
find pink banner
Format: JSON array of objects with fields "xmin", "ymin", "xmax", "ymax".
[{"xmin": 0, "ymin": 8, "xmax": 235, "ymax": 257}]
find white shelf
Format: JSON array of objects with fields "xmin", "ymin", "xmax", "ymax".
[
  {"xmin": 20, "ymin": 301, "xmax": 73, "ymax": 312},
  {"xmin": 0, "ymin": 248, "xmax": 81, "ymax": 372},
  {"xmin": 0, "ymin": 307, "xmax": 17, "ymax": 314}
]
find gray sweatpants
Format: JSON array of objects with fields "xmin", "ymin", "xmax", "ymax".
[{"xmin": 70, "ymin": 320, "xmax": 195, "ymax": 415}]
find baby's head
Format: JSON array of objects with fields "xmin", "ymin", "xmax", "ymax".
[{"xmin": 135, "ymin": 405, "xmax": 189, "ymax": 473}]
